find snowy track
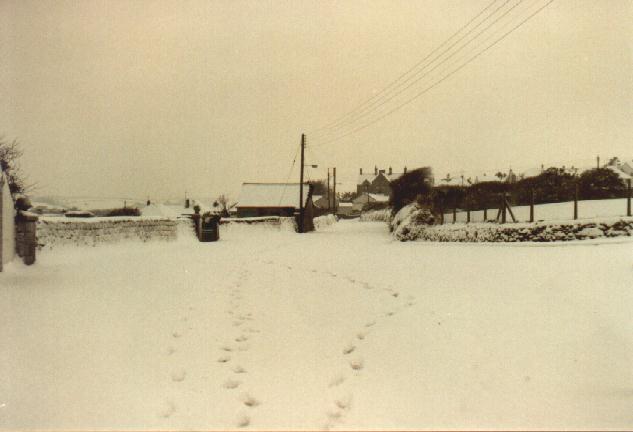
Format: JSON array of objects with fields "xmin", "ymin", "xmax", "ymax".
[{"xmin": 1, "ymin": 220, "xmax": 633, "ymax": 430}]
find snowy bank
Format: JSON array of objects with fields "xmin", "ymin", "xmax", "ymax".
[
  {"xmin": 313, "ymin": 214, "xmax": 337, "ymax": 230},
  {"xmin": 37, "ymin": 217, "xmax": 194, "ymax": 248},
  {"xmin": 392, "ymin": 203, "xmax": 633, "ymax": 242}
]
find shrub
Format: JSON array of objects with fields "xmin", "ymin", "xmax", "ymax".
[
  {"xmin": 578, "ymin": 168, "xmax": 626, "ymax": 199},
  {"xmin": 106, "ymin": 207, "xmax": 141, "ymax": 217},
  {"xmin": 390, "ymin": 167, "xmax": 433, "ymax": 213}
]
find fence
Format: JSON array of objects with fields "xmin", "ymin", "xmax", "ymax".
[{"xmin": 439, "ymin": 178, "xmax": 632, "ymax": 224}]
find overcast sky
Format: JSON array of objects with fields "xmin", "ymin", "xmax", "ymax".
[{"xmin": 1, "ymin": 0, "xmax": 631, "ymax": 200}]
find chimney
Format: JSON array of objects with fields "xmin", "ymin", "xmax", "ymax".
[
  {"xmin": 374, "ymin": 166, "xmax": 378, "ymax": 175},
  {"xmin": 404, "ymin": 166, "xmax": 407, "ymax": 173},
  {"xmin": 388, "ymin": 166, "xmax": 392, "ymax": 175},
  {"xmin": 360, "ymin": 168, "xmax": 363, "ymax": 175}
]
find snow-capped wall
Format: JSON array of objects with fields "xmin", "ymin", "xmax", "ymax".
[
  {"xmin": 37, "ymin": 217, "xmax": 191, "ymax": 248},
  {"xmin": 392, "ymin": 203, "xmax": 633, "ymax": 242}
]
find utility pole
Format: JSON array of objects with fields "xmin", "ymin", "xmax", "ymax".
[
  {"xmin": 299, "ymin": 133, "xmax": 306, "ymax": 233},
  {"xmin": 333, "ymin": 167, "xmax": 337, "ymax": 214},
  {"xmin": 327, "ymin": 168, "xmax": 331, "ymax": 211},
  {"xmin": 597, "ymin": 155, "xmax": 600, "ymax": 169}
]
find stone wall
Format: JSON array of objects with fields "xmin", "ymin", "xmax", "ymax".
[
  {"xmin": 391, "ymin": 203, "xmax": 633, "ymax": 242},
  {"xmin": 37, "ymin": 217, "xmax": 186, "ymax": 248}
]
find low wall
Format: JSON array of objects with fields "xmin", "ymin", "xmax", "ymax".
[
  {"xmin": 220, "ymin": 216, "xmax": 297, "ymax": 232},
  {"xmin": 391, "ymin": 203, "xmax": 633, "ymax": 242},
  {"xmin": 37, "ymin": 217, "xmax": 190, "ymax": 248},
  {"xmin": 395, "ymin": 218, "xmax": 633, "ymax": 242}
]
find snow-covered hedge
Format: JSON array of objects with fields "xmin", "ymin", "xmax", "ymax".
[
  {"xmin": 392, "ymin": 203, "xmax": 633, "ymax": 242},
  {"xmin": 313, "ymin": 214, "xmax": 337, "ymax": 230},
  {"xmin": 37, "ymin": 217, "xmax": 190, "ymax": 248},
  {"xmin": 359, "ymin": 209, "xmax": 392, "ymax": 222}
]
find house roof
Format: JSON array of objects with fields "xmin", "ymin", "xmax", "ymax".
[
  {"xmin": 356, "ymin": 171, "xmax": 404, "ymax": 185},
  {"xmin": 605, "ymin": 165, "xmax": 632, "ymax": 180},
  {"xmin": 353, "ymin": 192, "xmax": 390, "ymax": 203},
  {"xmin": 236, "ymin": 183, "xmax": 311, "ymax": 208}
]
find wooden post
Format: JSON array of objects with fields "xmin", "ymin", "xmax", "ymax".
[
  {"xmin": 572, "ymin": 186, "xmax": 578, "ymax": 219},
  {"xmin": 299, "ymin": 133, "xmax": 305, "ymax": 233},
  {"xmin": 452, "ymin": 207, "xmax": 457, "ymax": 224},
  {"xmin": 483, "ymin": 208, "xmax": 488, "ymax": 222},
  {"xmin": 327, "ymin": 168, "xmax": 330, "ymax": 212},
  {"xmin": 501, "ymin": 193, "xmax": 507, "ymax": 224},
  {"xmin": 333, "ymin": 167, "xmax": 337, "ymax": 214},
  {"xmin": 466, "ymin": 200, "xmax": 471, "ymax": 223},
  {"xmin": 529, "ymin": 189, "xmax": 535, "ymax": 223},
  {"xmin": 627, "ymin": 179, "xmax": 631, "ymax": 217}
]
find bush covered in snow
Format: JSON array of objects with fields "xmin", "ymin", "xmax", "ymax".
[
  {"xmin": 391, "ymin": 203, "xmax": 633, "ymax": 242},
  {"xmin": 359, "ymin": 209, "xmax": 392, "ymax": 222},
  {"xmin": 313, "ymin": 214, "xmax": 337, "ymax": 230}
]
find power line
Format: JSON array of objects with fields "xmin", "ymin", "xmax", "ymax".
[
  {"xmin": 276, "ymin": 144, "xmax": 300, "ymax": 207},
  {"xmin": 307, "ymin": 0, "xmax": 502, "ymax": 138},
  {"xmin": 310, "ymin": 0, "xmax": 527, "ymax": 144},
  {"xmin": 310, "ymin": 0, "xmax": 555, "ymax": 149}
]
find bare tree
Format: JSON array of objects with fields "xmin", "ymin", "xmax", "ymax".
[
  {"xmin": 0, "ymin": 137, "xmax": 27, "ymax": 195},
  {"xmin": 214, "ymin": 194, "xmax": 237, "ymax": 217}
]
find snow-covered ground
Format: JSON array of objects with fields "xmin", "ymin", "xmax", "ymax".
[
  {"xmin": 1, "ymin": 220, "xmax": 633, "ymax": 430},
  {"xmin": 444, "ymin": 197, "xmax": 631, "ymax": 223}
]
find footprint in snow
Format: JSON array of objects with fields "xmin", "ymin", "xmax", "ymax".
[
  {"xmin": 329, "ymin": 374, "xmax": 346, "ymax": 388},
  {"xmin": 159, "ymin": 400, "xmax": 176, "ymax": 418},
  {"xmin": 356, "ymin": 331, "xmax": 368, "ymax": 340},
  {"xmin": 392, "ymin": 292, "xmax": 400, "ymax": 298},
  {"xmin": 365, "ymin": 321, "xmax": 376, "ymax": 328},
  {"xmin": 221, "ymin": 345, "xmax": 234, "ymax": 352},
  {"xmin": 217, "ymin": 355, "xmax": 231, "ymax": 363},
  {"xmin": 166, "ymin": 346, "xmax": 176, "ymax": 355},
  {"xmin": 342, "ymin": 344, "xmax": 356, "ymax": 355},
  {"xmin": 235, "ymin": 335, "xmax": 249, "ymax": 343},
  {"xmin": 171, "ymin": 370, "xmax": 187, "ymax": 382},
  {"xmin": 236, "ymin": 414, "xmax": 250, "ymax": 428},
  {"xmin": 335, "ymin": 394, "xmax": 352, "ymax": 410},
  {"xmin": 240, "ymin": 393, "xmax": 261, "ymax": 407},
  {"xmin": 223, "ymin": 379, "xmax": 241, "ymax": 389},
  {"xmin": 232, "ymin": 365, "xmax": 247, "ymax": 374},
  {"xmin": 172, "ymin": 332, "xmax": 181, "ymax": 339}
]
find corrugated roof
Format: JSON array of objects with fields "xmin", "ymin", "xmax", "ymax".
[{"xmin": 236, "ymin": 183, "xmax": 310, "ymax": 208}]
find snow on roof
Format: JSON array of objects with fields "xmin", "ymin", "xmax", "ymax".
[
  {"xmin": 356, "ymin": 171, "xmax": 404, "ymax": 185},
  {"xmin": 605, "ymin": 165, "xmax": 632, "ymax": 180},
  {"xmin": 236, "ymin": 183, "xmax": 311, "ymax": 208}
]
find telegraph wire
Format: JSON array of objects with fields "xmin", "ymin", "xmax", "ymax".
[
  {"xmin": 307, "ymin": 0, "xmax": 502, "ymax": 138},
  {"xmin": 309, "ymin": 0, "xmax": 513, "ymax": 141},
  {"xmin": 310, "ymin": 0, "xmax": 526, "ymax": 144},
  {"xmin": 309, "ymin": 0, "xmax": 555, "ymax": 149}
]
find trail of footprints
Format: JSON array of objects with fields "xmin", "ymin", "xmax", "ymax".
[
  {"xmin": 160, "ymin": 304, "xmax": 197, "ymax": 419},
  {"xmin": 264, "ymin": 259, "xmax": 418, "ymax": 430},
  {"xmin": 217, "ymin": 268, "xmax": 262, "ymax": 428}
]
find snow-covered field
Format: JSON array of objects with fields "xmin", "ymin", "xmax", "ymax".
[
  {"xmin": 1, "ymin": 220, "xmax": 633, "ymax": 430},
  {"xmin": 444, "ymin": 197, "xmax": 631, "ymax": 223}
]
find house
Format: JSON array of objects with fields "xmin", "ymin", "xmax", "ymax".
[
  {"xmin": 356, "ymin": 166, "xmax": 407, "ymax": 196},
  {"xmin": 352, "ymin": 192, "xmax": 389, "ymax": 212},
  {"xmin": 235, "ymin": 182, "xmax": 316, "ymax": 231},
  {"xmin": 0, "ymin": 171, "xmax": 16, "ymax": 271}
]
